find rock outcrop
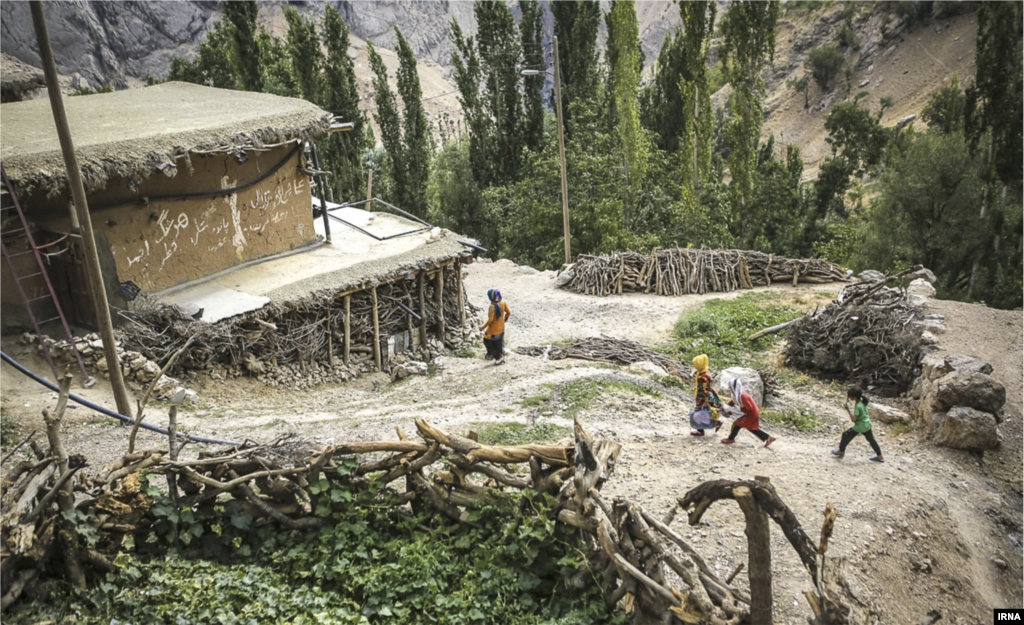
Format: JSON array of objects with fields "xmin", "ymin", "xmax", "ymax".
[{"xmin": 912, "ymin": 352, "xmax": 1005, "ymax": 451}]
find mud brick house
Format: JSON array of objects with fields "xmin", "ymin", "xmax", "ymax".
[
  {"xmin": 2, "ymin": 81, "xmax": 478, "ymax": 380},
  {"xmin": 0, "ymin": 81, "xmax": 332, "ymax": 329}
]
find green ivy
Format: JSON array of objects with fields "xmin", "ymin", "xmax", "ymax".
[{"xmin": 9, "ymin": 469, "xmax": 623, "ymax": 625}]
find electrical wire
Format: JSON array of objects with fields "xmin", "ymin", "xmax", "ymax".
[{"xmin": 1, "ymin": 350, "xmax": 243, "ymax": 447}]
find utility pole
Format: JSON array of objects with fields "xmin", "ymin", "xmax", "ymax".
[
  {"xmin": 30, "ymin": 1, "xmax": 133, "ymax": 418},
  {"xmin": 552, "ymin": 35, "xmax": 571, "ymax": 266}
]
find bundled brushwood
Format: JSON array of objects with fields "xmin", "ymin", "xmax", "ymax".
[
  {"xmin": 117, "ymin": 263, "xmax": 473, "ymax": 376},
  {"xmin": 2, "ymin": 386, "xmax": 866, "ymax": 623},
  {"xmin": 564, "ymin": 249, "xmax": 849, "ymax": 297},
  {"xmin": 516, "ymin": 336, "xmax": 695, "ymax": 380},
  {"xmin": 783, "ymin": 269, "xmax": 924, "ymax": 389}
]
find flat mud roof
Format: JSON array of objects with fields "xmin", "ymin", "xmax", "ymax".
[{"xmin": 155, "ymin": 207, "xmax": 470, "ymax": 323}]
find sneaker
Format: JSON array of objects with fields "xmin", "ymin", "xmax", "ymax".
[
  {"xmin": 690, "ymin": 430, "xmax": 705, "ymax": 437},
  {"xmin": 831, "ymin": 450, "xmax": 844, "ymax": 458},
  {"xmin": 869, "ymin": 456, "xmax": 884, "ymax": 463},
  {"xmin": 764, "ymin": 436, "xmax": 777, "ymax": 448},
  {"xmin": 720, "ymin": 438, "xmax": 735, "ymax": 444}
]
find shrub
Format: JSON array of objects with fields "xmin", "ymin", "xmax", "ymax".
[{"xmin": 805, "ymin": 45, "xmax": 847, "ymax": 91}]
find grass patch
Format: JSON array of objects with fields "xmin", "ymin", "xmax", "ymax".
[
  {"xmin": 761, "ymin": 409, "xmax": 823, "ymax": 432},
  {"xmin": 470, "ymin": 421, "xmax": 572, "ymax": 446},
  {"xmin": 887, "ymin": 422, "xmax": 914, "ymax": 436},
  {"xmin": 558, "ymin": 379, "xmax": 661, "ymax": 417},
  {"xmin": 518, "ymin": 394, "xmax": 553, "ymax": 407},
  {"xmin": 450, "ymin": 347, "xmax": 478, "ymax": 359},
  {"xmin": 260, "ymin": 418, "xmax": 288, "ymax": 429},
  {"xmin": 652, "ymin": 374, "xmax": 688, "ymax": 392},
  {"xmin": 672, "ymin": 292, "xmax": 800, "ymax": 367}
]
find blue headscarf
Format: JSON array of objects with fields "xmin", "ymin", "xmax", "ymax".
[{"xmin": 487, "ymin": 289, "xmax": 502, "ymax": 320}]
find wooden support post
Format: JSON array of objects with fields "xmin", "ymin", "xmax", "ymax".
[
  {"xmin": 327, "ymin": 312, "xmax": 335, "ymax": 367},
  {"xmin": 30, "ymin": 1, "xmax": 133, "ymax": 418},
  {"xmin": 418, "ymin": 270, "xmax": 427, "ymax": 348},
  {"xmin": 343, "ymin": 295, "xmax": 351, "ymax": 367},
  {"xmin": 366, "ymin": 170, "xmax": 373, "ymax": 212},
  {"xmin": 456, "ymin": 260, "xmax": 466, "ymax": 330},
  {"xmin": 371, "ymin": 287, "xmax": 381, "ymax": 371},
  {"xmin": 734, "ymin": 485, "xmax": 772, "ymax": 625},
  {"xmin": 435, "ymin": 267, "xmax": 445, "ymax": 343}
]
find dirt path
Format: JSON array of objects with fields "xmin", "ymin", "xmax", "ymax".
[{"xmin": 1, "ymin": 261, "xmax": 1020, "ymax": 622}]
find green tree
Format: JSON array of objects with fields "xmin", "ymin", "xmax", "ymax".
[
  {"xmin": 519, "ymin": 0, "xmax": 545, "ymax": 152},
  {"xmin": 805, "ymin": 45, "xmax": 847, "ymax": 91},
  {"xmin": 787, "ymin": 75, "xmax": 810, "ymax": 108},
  {"xmin": 475, "ymin": 1, "xmax": 525, "ymax": 186},
  {"xmin": 258, "ymin": 27, "xmax": 299, "ymax": 97},
  {"xmin": 321, "ymin": 5, "xmax": 369, "ymax": 201},
  {"xmin": 678, "ymin": 0, "xmax": 717, "ymax": 194},
  {"xmin": 368, "ymin": 42, "xmax": 407, "ymax": 209},
  {"xmin": 963, "ymin": 2, "xmax": 1022, "ymax": 300},
  {"xmin": 861, "ymin": 132, "xmax": 987, "ymax": 300},
  {"xmin": 607, "ymin": 0, "xmax": 648, "ymax": 228},
  {"xmin": 284, "ymin": 7, "xmax": 322, "ymax": 104},
  {"xmin": 921, "ymin": 74, "xmax": 966, "ymax": 134},
  {"xmin": 720, "ymin": 0, "xmax": 780, "ymax": 245},
  {"xmin": 551, "ymin": 0, "xmax": 602, "ymax": 132},
  {"xmin": 395, "ymin": 28, "xmax": 432, "ymax": 217},
  {"xmin": 223, "ymin": 1, "xmax": 263, "ymax": 92},
  {"xmin": 168, "ymin": 19, "xmax": 238, "ymax": 90},
  {"xmin": 450, "ymin": 18, "xmax": 493, "ymax": 186},
  {"xmin": 428, "ymin": 138, "xmax": 486, "ymax": 242}
]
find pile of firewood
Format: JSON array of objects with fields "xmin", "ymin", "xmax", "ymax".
[
  {"xmin": 1, "ymin": 375, "xmax": 865, "ymax": 624},
  {"xmin": 783, "ymin": 269, "xmax": 924, "ymax": 389},
  {"xmin": 118, "ymin": 265, "xmax": 474, "ymax": 376},
  {"xmin": 516, "ymin": 336, "xmax": 695, "ymax": 380},
  {"xmin": 563, "ymin": 249, "xmax": 849, "ymax": 297}
]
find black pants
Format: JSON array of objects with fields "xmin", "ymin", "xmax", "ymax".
[
  {"xmin": 484, "ymin": 335, "xmax": 504, "ymax": 359},
  {"xmin": 727, "ymin": 424, "xmax": 770, "ymax": 442},
  {"xmin": 838, "ymin": 427, "xmax": 882, "ymax": 455}
]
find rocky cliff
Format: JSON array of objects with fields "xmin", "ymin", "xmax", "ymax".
[{"xmin": 0, "ymin": 1, "xmax": 684, "ymax": 91}]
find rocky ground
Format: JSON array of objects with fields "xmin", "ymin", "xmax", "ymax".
[{"xmin": 1, "ymin": 258, "xmax": 1021, "ymax": 624}]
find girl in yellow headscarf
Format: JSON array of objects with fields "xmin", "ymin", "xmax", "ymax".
[{"xmin": 690, "ymin": 354, "xmax": 725, "ymax": 437}]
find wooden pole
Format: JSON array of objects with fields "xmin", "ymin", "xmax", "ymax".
[
  {"xmin": 456, "ymin": 260, "xmax": 466, "ymax": 330},
  {"xmin": 734, "ymin": 485, "xmax": 773, "ymax": 625},
  {"xmin": 418, "ymin": 270, "xmax": 427, "ymax": 348},
  {"xmin": 30, "ymin": 1, "xmax": 133, "ymax": 419},
  {"xmin": 435, "ymin": 268, "xmax": 445, "ymax": 343},
  {"xmin": 553, "ymin": 35, "xmax": 571, "ymax": 266},
  {"xmin": 371, "ymin": 287, "xmax": 381, "ymax": 371},
  {"xmin": 343, "ymin": 295, "xmax": 351, "ymax": 366},
  {"xmin": 366, "ymin": 169, "xmax": 373, "ymax": 212},
  {"xmin": 327, "ymin": 312, "xmax": 335, "ymax": 367}
]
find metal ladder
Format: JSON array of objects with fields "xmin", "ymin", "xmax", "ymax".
[{"xmin": 0, "ymin": 163, "xmax": 92, "ymax": 385}]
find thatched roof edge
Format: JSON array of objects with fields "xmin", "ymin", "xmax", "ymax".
[{"xmin": 10, "ymin": 116, "xmax": 331, "ymax": 199}]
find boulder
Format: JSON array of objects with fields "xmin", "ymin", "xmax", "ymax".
[
  {"xmin": 392, "ymin": 361, "xmax": 428, "ymax": 381},
  {"xmin": 904, "ymin": 267, "xmax": 938, "ymax": 284},
  {"xmin": 907, "ymin": 278, "xmax": 936, "ymax": 298},
  {"xmin": 858, "ymin": 269, "xmax": 886, "ymax": 283},
  {"xmin": 554, "ymin": 265, "xmax": 575, "ymax": 288},
  {"xmin": 935, "ymin": 370, "xmax": 1006, "ymax": 416},
  {"xmin": 869, "ymin": 403, "xmax": 911, "ymax": 425},
  {"xmin": 718, "ymin": 367, "xmax": 764, "ymax": 407},
  {"xmin": 628, "ymin": 361, "xmax": 669, "ymax": 377},
  {"xmin": 931, "ymin": 406, "xmax": 1001, "ymax": 451}
]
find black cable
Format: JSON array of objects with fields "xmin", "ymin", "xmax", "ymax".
[
  {"xmin": 91, "ymin": 142, "xmax": 304, "ymax": 212},
  {"xmin": 1, "ymin": 351, "xmax": 243, "ymax": 447}
]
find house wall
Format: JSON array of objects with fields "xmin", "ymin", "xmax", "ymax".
[{"xmin": 25, "ymin": 143, "xmax": 317, "ymax": 293}]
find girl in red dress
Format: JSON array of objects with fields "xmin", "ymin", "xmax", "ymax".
[{"xmin": 721, "ymin": 377, "xmax": 777, "ymax": 448}]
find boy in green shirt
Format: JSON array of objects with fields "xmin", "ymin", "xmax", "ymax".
[{"xmin": 831, "ymin": 387, "xmax": 884, "ymax": 462}]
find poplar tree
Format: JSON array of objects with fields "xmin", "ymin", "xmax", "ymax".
[
  {"xmin": 368, "ymin": 42, "xmax": 407, "ymax": 207},
  {"xmin": 475, "ymin": 1, "xmax": 524, "ymax": 185},
  {"xmin": 607, "ymin": 0, "xmax": 647, "ymax": 229},
  {"xmin": 284, "ymin": 7, "xmax": 322, "ymax": 105},
  {"xmin": 322, "ymin": 5, "xmax": 368, "ymax": 201},
  {"xmin": 551, "ymin": 1, "xmax": 602, "ymax": 132},
  {"xmin": 449, "ymin": 19, "xmax": 491, "ymax": 185},
  {"xmin": 519, "ymin": 0, "xmax": 545, "ymax": 152},
  {"xmin": 720, "ymin": 0, "xmax": 780, "ymax": 246},
  {"xmin": 678, "ymin": 0, "xmax": 716, "ymax": 194},
  {"xmin": 395, "ymin": 28, "xmax": 431, "ymax": 216},
  {"xmin": 223, "ymin": 1, "xmax": 263, "ymax": 92}
]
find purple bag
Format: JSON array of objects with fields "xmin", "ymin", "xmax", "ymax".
[{"xmin": 689, "ymin": 408, "xmax": 713, "ymax": 429}]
